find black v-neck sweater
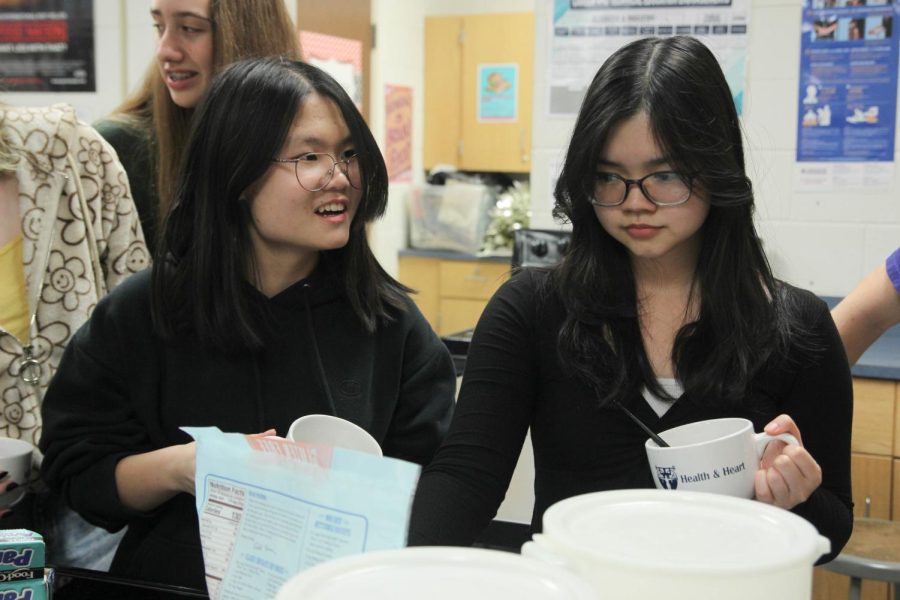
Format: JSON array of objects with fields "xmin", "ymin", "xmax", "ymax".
[{"xmin": 409, "ymin": 269, "xmax": 853, "ymax": 563}]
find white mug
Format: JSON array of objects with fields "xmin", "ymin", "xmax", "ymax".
[
  {"xmin": 0, "ymin": 438, "xmax": 34, "ymax": 508},
  {"xmin": 645, "ymin": 417, "xmax": 799, "ymax": 498},
  {"xmin": 287, "ymin": 415, "xmax": 382, "ymax": 457}
]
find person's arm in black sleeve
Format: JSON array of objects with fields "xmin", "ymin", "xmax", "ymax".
[
  {"xmin": 408, "ymin": 271, "xmax": 539, "ymax": 546},
  {"xmin": 39, "ymin": 280, "xmax": 155, "ymax": 532},
  {"xmin": 381, "ymin": 300, "xmax": 456, "ymax": 466},
  {"xmin": 782, "ymin": 297, "xmax": 854, "ymax": 563}
]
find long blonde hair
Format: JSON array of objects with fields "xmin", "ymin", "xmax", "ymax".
[
  {"xmin": 108, "ymin": 0, "xmax": 301, "ymax": 222},
  {"xmin": 0, "ymin": 131, "xmax": 17, "ymax": 174},
  {"xmin": 0, "ymin": 106, "xmax": 22, "ymax": 173},
  {"xmin": 0, "ymin": 105, "xmax": 46, "ymax": 176}
]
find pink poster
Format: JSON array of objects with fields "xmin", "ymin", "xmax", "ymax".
[
  {"xmin": 385, "ymin": 85, "xmax": 413, "ymax": 183},
  {"xmin": 300, "ymin": 30, "xmax": 363, "ymax": 110}
]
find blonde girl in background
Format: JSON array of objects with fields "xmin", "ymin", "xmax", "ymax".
[{"xmin": 95, "ymin": 0, "xmax": 301, "ymax": 253}]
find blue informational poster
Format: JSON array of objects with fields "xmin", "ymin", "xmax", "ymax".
[
  {"xmin": 797, "ymin": 0, "xmax": 899, "ymax": 163},
  {"xmin": 478, "ymin": 63, "xmax": 518, "ymax": 122}
]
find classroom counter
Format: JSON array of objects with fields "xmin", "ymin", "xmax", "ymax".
[{"xmin": 821, "ymin": 296, "xmax": 900, "ymax": 381}]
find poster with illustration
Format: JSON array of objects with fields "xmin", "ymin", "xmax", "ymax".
[
  {"xmin": 384, "ymin": 85, "xmax": 412, "ymax": 182},
  {"xmin": 0, "ymin": 0, "xmax": 95, "ymax": 91},
  {"xmin": 477, "ymin": 63, "xmax": 518, "ymax": 122},
  {"xmin": 795, "ymin": 0, "xmax": 898, "ymax": 190}
]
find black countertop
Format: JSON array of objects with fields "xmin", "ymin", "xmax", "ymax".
[{"xmin": 399, "ymin": 248, "xmax": 511, "ymax": 263}]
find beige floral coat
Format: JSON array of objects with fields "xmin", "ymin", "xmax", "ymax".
[{"xmin": 0, "ymin": 104, "xmax": 149, "ymax": 447}]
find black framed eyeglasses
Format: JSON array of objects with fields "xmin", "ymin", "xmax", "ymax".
[
  {"xmin": 272, "ymin": 152, "xmax": 362, "ymax": 192},
  {"xmin": 590, "ymin": 171, "xmax": 693, "ymax": 207}
]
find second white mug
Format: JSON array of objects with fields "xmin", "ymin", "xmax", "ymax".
[{"xmin": 287, "ymin": 414, "xmax": 382, "ymax": 457}]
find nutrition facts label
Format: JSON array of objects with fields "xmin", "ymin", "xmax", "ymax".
[
  {"xmin": 198, "ymin": 473, "xmax": 369, "ymax": 600},
  {"xmin": 199, "ymin": 480, "xmax": 246, "ymax": 599},
  {"xmin": 187, "ymin": 427, "xmax": 420, "ymax": 600}
]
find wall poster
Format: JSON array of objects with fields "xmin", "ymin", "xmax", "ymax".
[
  {"xmin": 0, "ymin": 0, "xmax": 94, "ymax": 92},
  {"xmin": 384, "ymin": 84, "xmax": 412, "ymax": 183},
  {"xmin": 795, "ymin": 0, "xmax": 898, "ymax": 191},
  {"xmin": 548, "ymin": 0, "xmax": 749, "ymax": 116},
  {"xmin": 477, "ymin": 63, "xmax": 519, "ymax": 122},
  {"xmin": 299, "ymin": 30, "xmax": 363, "ymax": 111}
]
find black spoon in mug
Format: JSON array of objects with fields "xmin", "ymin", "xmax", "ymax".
[{"xmin": 616, "ymin": 402, "xmax": 670, "ymax": 447}]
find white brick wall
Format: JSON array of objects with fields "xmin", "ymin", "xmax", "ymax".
[{"xmin": 530, "ymin": 0, "xmax": 900, "ymax": 296}]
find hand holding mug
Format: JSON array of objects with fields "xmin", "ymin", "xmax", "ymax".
[
  {"xmin": 645, "ymin": 417, "xmax": 801, "ymax": 499},
  {"xmin": 754, "ymin": 414, "xmax": 822, "ymax": 510}
]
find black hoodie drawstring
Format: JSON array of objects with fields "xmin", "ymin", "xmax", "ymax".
[
  {"xmin": 251, "ymin": 358, "xmax": 266, "ymax": 432},
  {"xmin": 302, "ymin": 283, "xmax": 337, "ymax": 415}
]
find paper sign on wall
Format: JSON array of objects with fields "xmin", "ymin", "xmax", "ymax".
[
  {"xmin": 477, "ymin": 63, "xmax": 519, "ymax": 122},
  {"xmin": 547, "ymin": 0, "xmax": 749, "ymax": 117},
  {"xmin": 794, "ymin": 0, "xmax": 899, "ymax": 191},
  {"xmin": 385, "ymin": 85, "xmax": 412, "ymax": 183},
  {"xmin": 300, "ymin": 30, "xmax": 363, "ymax": 111}
]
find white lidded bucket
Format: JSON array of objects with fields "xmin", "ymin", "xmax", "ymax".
[
  {"xmin": 275, "ymin": 546, "xmax": 597, "ymax": 600},
  {"xmin": 522, "ymin": 489, "xmax": 831, "ymax": 600}
]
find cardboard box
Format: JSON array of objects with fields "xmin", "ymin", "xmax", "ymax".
[
  {"xmin": 0, "ymin": 576, "xmax": 50, "ymax": 600},
  {"xmin": 0, "ymin": 530, "xmax": 46, "ymax": 599}
]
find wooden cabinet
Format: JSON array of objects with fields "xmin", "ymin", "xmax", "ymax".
[
  {"xmin": 424, "ymin": 12, "xmax": 534, "ymax": 173},
  {"xmin": 812, "ymin": 378, "xmax": 899, "ymax": 600},
  {"xmin": 399, "ymin": 254, "xmax": 509, "ymax": 336},
  {"xmin": 893, "ymin": 459, "xmax": 900, "ymax": 521},
  {"xmin": 397, "ymin": 255, "xmax": 440, "ymax": 327},
  {"xmin": 424, "ymin": 16, "xmax": 462, "ymax": 169},
  {"xmin": 895, "ymin": 383, "xmax": 900, "ymax": 455},
  {"xmin": 852, "ymin": 379, "xmax": 896, "ymax": 456},
  {"xmin": 851, "ymin": 454, "xmax": 894, "ymax": 520}
]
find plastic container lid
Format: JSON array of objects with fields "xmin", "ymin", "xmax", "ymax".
[
  {"xmin": 275, "ymin": 547, "xmax": 597, "ymax": 600},
  {"xmin": 540, "ymin": 489, "xmax": 829, "ymax": 573}
]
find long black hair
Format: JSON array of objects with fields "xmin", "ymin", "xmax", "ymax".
[
  {"xmin": 151, "ymin": 57, "xmax": 406, "ymax": 353},
  {"xmin": 552, "ymin": 36, "xmax": 796, "ymax": 408}
]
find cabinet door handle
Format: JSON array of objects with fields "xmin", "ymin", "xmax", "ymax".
[
  {"xmin": 519, "ymin": 129, "xmax": 529, "ymax": 163},
  {"xmin": 464, "ymin": 275, "xmax": 488, "ymax": 283}
]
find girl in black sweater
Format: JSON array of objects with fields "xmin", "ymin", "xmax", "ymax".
[
  {"xmin": 40, "ymin": 58, "xmax": 456, "ymax": 591},
  {"xmin": 410, "ymin": 36, "xmax": 853, "ymax": 563}
]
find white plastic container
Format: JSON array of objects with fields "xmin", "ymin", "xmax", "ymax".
[
  {"xmin": 275, "ymin": 546, "xmax": 597, "ymax": 600},
  {"xmin": 522, "ymin": 489, "xmax": 831, "ymax": 600},
  {"xmin": 407, "ymin": 182, "xmax": 496, "ymax": 254}
]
